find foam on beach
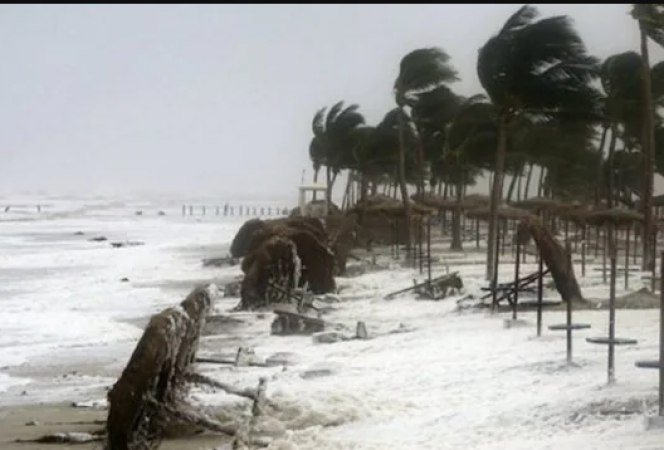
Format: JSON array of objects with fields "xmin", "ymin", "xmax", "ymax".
[{"xmin": 2, "ymin": 195, "xmax": 664, "ymax": 449}]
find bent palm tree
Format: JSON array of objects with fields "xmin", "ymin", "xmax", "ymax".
[
  {"xmin": 394, "ymin": 48, "xmax": 459, "ymax": 254},
  {"xmin": 309, "ymin": 101, "xmax": 365, "ymax": 212},
  {"xmin": 477, "ymin": 4, "xmax": 601, "ymax": 281}
]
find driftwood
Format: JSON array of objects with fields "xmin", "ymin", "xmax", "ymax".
[
  {"xmin": 104, "ymin": 285, "xmax": 268, "ymax": 450},
  {"xmin": 384, "ymin": 272, "xmax": 462, "ymax": 300},
  {"xmin": 517, "ymin": 218, "xmax": 586, "ymax": 304},
  {"xmin": 414, "ymin": 273, "xmax": 464, "ymax": 300},
  {"xmin": 271, "ymin": 305, "xmax": 326, "ymax": 336}
]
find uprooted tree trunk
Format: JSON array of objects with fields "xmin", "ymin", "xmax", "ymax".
[
  {"xmin": 104, "ymin": 285, "xmax": 269, "ymax": 450},
  {"xmin": 516, "ymin": 218, "xmax": 586, "ymax": 304}
]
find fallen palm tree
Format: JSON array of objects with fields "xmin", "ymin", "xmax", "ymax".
[
  {"xmin": 516, "ymin": 217, "xmax": 587, "ymax": 304},
  {"xmin": 104, "ymin": 285, "xmax": 270, "ymax": 450}
]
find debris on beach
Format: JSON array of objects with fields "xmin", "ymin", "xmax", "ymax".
[
  {"xmin": 232, "ymin": 216, "xmax": 336, "ymax": 311},
  {"xmin": 88, "ymin": 236, "xmax": 107, "ymax": 242},
  {"xmin": 29, "ymin": 431, "xmax": 102, "ymax": 444},
  {"xmin": 202, "ymin": 255, "xmax": 238, "ymax": 267},
  {"xmin": 384, "ymin": 271, "xmax": 463, "ymax": 300},
  {"xmin": 109, "ymin": 240, "xmax": 145, "ymax": 248},
  {"xmin": 223, "ymin": 277, "xmax": 242, "ymax": 297},
  {"xmin": 516, "ymin": 217, "xmax": 586, "ymax": 304},
  {"xmin": 103, "ymin": 285, "xmax": 279, "ymax": 450}
]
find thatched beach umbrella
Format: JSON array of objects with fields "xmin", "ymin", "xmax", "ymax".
[
  {"xmin": 365, "ymin": 201, "xmax": 435, "ymax": 218},
  {"xmin": 511, "ymin": 197, "xmax": 563, "ymax": 213},
  {"xmin": 583, "ymin": 208, "xmax": 643, "ymax": 228},
  {"xmin": 465, "ymin": 204, "xmax": 531, "ymax": 221}
]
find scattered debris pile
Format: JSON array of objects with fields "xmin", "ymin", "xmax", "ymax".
[{"xmin": 384, "ymin": 272, "xmax": 464, "ymax": 300}]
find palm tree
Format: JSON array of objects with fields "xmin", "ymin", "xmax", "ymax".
[
  {"xmin": 631, "ymin": 4, "xmax": 664, "ymax": 270},
  {"xmin": 394, "ymin": 48, "xmax": 459, "ymax": 254},
  {"xmin": 443, "ymin": 95, "xmax": 497, "ymax": 249},
  {"xmin": 476, "ymin": 4, "xmax": 601, "ymax": 281},
  {"xmin": 309, "ymin": 101, "xmax": 365, "ymax": 212}
]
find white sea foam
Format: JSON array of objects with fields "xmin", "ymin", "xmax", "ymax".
[{"xmin": 2, "ymin": 194, "xmax": 664, "ymax": 448}]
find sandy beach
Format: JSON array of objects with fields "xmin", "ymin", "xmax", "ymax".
[{"xmin": 0, "ymin": 402, "xmax": 231, "ymax": 450}]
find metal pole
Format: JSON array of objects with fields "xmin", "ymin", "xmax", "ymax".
[
  {"xmin": 659, "ymin": 250, "xmax": 664, "ymax": 415},
  {"xmin": 426, "ymin": 218, "xmax": 432, "ymax": 287},
  {"xmin": 491, "ymin": 219, "xmax": 501, "ymax": 311},
  {"xmin": 513, "ymin": 239, "xmax": 521, "ymax": 320},
  {"xmin": 608, "ymin": 239, "xmax": 617, "ymax": 385},
  {"xmin": 537, "ymin": 250, "xmax": 544, "ymax": 337},
  {"xmin": 565, "ymin": 241, "xmax": 573, "ymax": 363}
]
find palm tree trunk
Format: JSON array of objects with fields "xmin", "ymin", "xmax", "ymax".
[
  {"xmin": 451, "ymin": 172, "xmax": 464, "ymax": 250},
  {"xmin": 312, "ymin": 168, "xmax": 320, "ymax": 200},
  {"xmin": 325, "ymin": 166, "xmax": 332, "ymax": 214},
  {"xmin": 342, "ymin": 171, "xmax": 352, "ymax": 209},
  {"xmin": 537, "ymin": 167, "xmax": 545, "ymax": 197},
  {"xmin": 397, "ymin": 111, "xmax": 412, "ymax": 254},
  {"xmin": 640, "ymin": 24, "xmax": 656, "ymax": 271},
  {"xmin": 607, "ymin": 124, "xmax": 618, "ymax": 208},
  {"xmin": 595, "ymin": 125, "xmax": 608, "ymax": 205},
  {"xmin": 523, "ymin": 162, "xmax": 534, "ymax": 199},
  {"xmin": 506, "ymin": 171, "xmax": 520, "ymax": 202},
  {"xmin": 486, "ymin": 120, "xmax": 508, "ymax": 281}
]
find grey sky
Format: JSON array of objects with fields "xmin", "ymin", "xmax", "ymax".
[{"xmin": 0, "ymin": 4, "xmax": 657, "ymax": 200}]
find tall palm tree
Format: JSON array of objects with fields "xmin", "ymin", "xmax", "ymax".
[
  {"xmin": 394, "ymin": 48, "xmax": 459, "ymax": 254},
  {"xmin": 631, "ymin": 4, "xmax": 664, "ymax": 270},
  {"xmin": 477, "ymin": 4, "xmax": 601, "ymax": 280}
]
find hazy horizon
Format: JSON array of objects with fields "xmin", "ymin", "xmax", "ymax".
[{"xmin": 2, "ymin": 4, "xmax": 662, "ymax": 200}]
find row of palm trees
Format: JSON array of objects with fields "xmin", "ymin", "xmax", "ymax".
[{"xmin": 308, "ymin": 4, "xmax": 664, "ymax": 279}]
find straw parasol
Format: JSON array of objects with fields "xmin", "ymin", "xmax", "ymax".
[
  {"xmin": 511, "ymin": 197, "xmax": 563, "ymax": 213},
  {"xmin": 465, "ymin": 204, "xmax": 531, "ymax": 221},
  {"xmin": 582, "ymin": 208, "xmax": 643, "ymax": 228}
]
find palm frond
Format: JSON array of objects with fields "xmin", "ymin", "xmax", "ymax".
[
  {"xmin": 325, "ymin": 101, "xmax": 345, "ymax": 130},
  {"xmin": 477, "ymin": 5, "xmax": 601, "ymax": 120},
  {"xmin": 312, "ymin": 107, "xmax": 326, "ymax": 137},
  {"xmin": 632, "ymin": 4, "xmax": 664, "ymax": 48},
  {"xmin": 395, "ymin": 47, "xmax": 459, "ymax": 101},
  {"xmin": 499, "ymin": 4, "xmax": 539, "ymax": 35}
]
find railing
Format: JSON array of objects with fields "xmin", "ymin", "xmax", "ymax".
[{"xmin": 180, "ymin": 204, "xmax": 290, "ymax": 217}]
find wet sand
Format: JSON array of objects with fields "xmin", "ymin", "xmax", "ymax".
[{"xmin": 0, "ymin": 402, "xmax": 230, "ymax": 450}]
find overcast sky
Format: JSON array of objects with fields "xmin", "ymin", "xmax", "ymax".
[{"xmin": 0, "ymin": 4, "xmax": 657, "ymax": 200}]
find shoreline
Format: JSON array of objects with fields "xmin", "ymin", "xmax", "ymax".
[{"xmin": 0, "ymin": 401, "xmax": 231, "ymax": 450}]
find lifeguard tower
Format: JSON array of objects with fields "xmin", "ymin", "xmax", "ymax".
[{"xmin": 297, "ymin": 183, "xmax": 328, "ymax": 217}]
